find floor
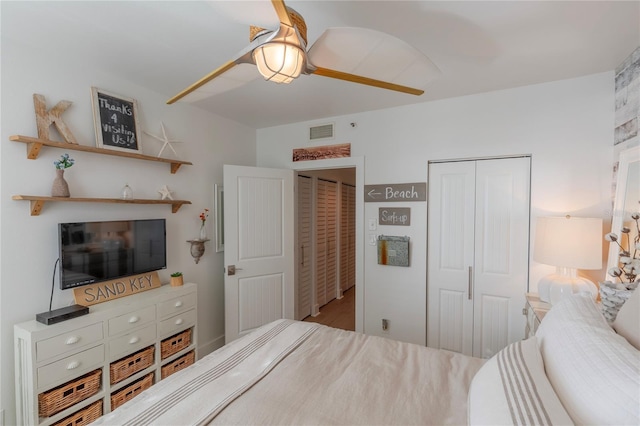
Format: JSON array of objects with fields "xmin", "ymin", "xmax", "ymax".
[{"xmin": 302, "ymin": 286, "xmax": 355, "ymax": 331}]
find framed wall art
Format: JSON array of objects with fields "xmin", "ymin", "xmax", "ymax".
[{"xmin": 91, "ymin": 87, "xmax": 142, "ymax": 153}]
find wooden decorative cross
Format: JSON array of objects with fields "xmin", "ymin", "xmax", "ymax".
[{"xmin": 33, "ymin": 94, "xmax": 78, "ymax": 144}]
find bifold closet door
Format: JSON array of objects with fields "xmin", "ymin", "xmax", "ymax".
[
  {"xmin": 427, "ymin": 157, "xmax": 530, "ymax": 358},
  {"xmin": 427, "ymin": 161, "xmax": 476, "ymax": 356},
  {"xmin": 472, "ymin": 158, "xmax": 530, "ymax": 358},
  {"xmin": 316, "ymin": 179, "xmax": 338, "ymax": 308},
  {"xmin": 296, "ymin": 175, "xmax": 312, "ymax": 320},
  {"xmin": 340, "ymin": 183, "xmax": 356, "ymax": 292}
]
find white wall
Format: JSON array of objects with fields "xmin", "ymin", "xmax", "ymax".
[
  {"xmin": 257, "ymin": 72, "xmax": 615, "ymax": 345},
  {"xmin": 0, "ymin": 39, "xmax": 256, "ymax": 423}
]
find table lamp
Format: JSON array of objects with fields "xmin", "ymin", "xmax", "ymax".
[{"xmin": 534, "ymin": 216, "xmax": 602, "ymax": 304}]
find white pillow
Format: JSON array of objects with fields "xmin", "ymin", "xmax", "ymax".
[
  {"xmin": 536, "ymin": 293, "xmax": 640, "ymax": 425},
  {"xmin": 613, "ymin": 287, "xmax": 640, "ymax": 350},
  {"xmin": 468, "ymin": 337, "xmax": 574, "ymax": 425}
]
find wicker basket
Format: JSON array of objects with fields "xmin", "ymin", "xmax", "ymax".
[
  {"xmin": 51, "ymin": 400, "xmax": 103, "ymax": 426},
  {"xmin": 161, "ymin": 350, "xmax": 195, "ymax": 379},
  {"xmin": 110, "ymin": 372, "xmax": 154, "ymax": 410},
  {"xmin": 38, "ymin": 369, "xmax": 101, "ymax": 418},
  {"xmin": 160, "ymin": 328, "xmax": 192, "ymax": 360},
  {"xmin": 110, "ymin": 345, "xmax": 155, "ymax": 385}
]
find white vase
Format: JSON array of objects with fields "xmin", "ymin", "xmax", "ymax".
[
  {"xmin": 122, "ymin": 184, "xmax": 133, "ymax": 200},
  {"xmin": 599, "ymin": 282, "xmax": 638, "ymax": 323},
  {"xmin": 199, "ymin": 223, "xmax": 207, "ymax": 240}
]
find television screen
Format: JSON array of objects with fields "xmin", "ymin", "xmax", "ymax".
[{"xmin": 58, "ymin": 219, "xmax": 166, "ymax": 290}]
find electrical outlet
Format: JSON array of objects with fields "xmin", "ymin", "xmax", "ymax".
[
  {"xmin": 382, "ymin": 318, "xmax": 389, "ymax": 332},
  {"xmin": 369, "ymin": 234, "xmax": 377, "ymax": 246},
  {"xmin": 368, "ymin": 218, "xmax": 377, "ymax": 230}
]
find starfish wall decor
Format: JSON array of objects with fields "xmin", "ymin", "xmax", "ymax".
[
  {"xmin": 144, "ymin": 122, "xmax": 183, "ymax": 158},
  {"xmin": 158, "ymin": 185, "xmax": 174, "ymax": 200}
]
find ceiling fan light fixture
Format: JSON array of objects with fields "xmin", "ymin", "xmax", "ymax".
[{"xmin": 253, "ymin": 42, "xmax": 304, "ymax": 84}]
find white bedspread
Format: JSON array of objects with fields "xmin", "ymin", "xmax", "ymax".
[{"xmin": 95, "ymin": 320, "xmax": 484, "ymax": 425}]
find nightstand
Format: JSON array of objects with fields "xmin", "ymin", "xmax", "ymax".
[{"xmin": 523, "ymin": 293, "xmax": 552, "ymax": 338}]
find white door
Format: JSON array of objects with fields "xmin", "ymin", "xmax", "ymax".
[
  {"xmin": 472, "ymin": 158, "xmax": 530, "ymax": 358},
  {"xmin": 224, "ymin": 165, "xmax": 295, "ymax": 343},
  {"xmin": 427, "ymin": 157, "xmax": 530, "ymax": 358},
  {"xmin": 427, "ymin": 161, "xmax": 476, "ymax": 355}
]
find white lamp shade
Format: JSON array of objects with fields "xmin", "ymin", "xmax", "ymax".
[
  {"xmin": 534, "ymin": 216, "xmax": 602, "ymax": 269},
  {"xmin": 253, "ymin": 42, "xmax": 304, "ymax": 84}
]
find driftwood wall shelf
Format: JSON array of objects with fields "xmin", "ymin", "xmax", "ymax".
[
  {"xmin": 10, "ymin": 135, "xmax": 193, "ymax": 216},
  {"xmin": 10, "ymin": 135, "xmax": 192, "ymax": 173},
  {"xmin": 12, "ymin": 195, "xmax": 191, "ymax": 216}
]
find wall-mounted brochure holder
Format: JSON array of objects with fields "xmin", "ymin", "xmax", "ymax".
[{"xmin": 377, "ymin": 235, "xmax": 410, "ymax": 267}]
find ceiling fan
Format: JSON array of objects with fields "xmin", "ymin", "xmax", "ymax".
[{"xmin": 167, "ymin": 0, "xmax": 440, "ymax": 105}]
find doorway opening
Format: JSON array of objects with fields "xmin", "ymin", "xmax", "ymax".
[{"xmin": 295, "ymin": 167, "xmax": 357, "ymax": 331}]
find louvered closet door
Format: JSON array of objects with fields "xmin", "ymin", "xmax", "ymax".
[
  {"xmin": 348, "ymin": 185, "xmax": 356, "ymax": 290},
  {"xmin": 316, "ymin": 179, "xmax": 338, "ymax": 308},
  {"xmin": 297, "ymin": 175, "xmax": 312, "ymax": 320},
  {"xmin": 316, "ymin": 179, "xmax": 327, "ymax": 307},
  {"xmin": 340, "ymin": 184, "xmax": 356, "ymax": 291},
  {"xmin": 340, "ymin": 184, "xmax": 349, "ymax": 293},
  {"xmin": 326, "ymin": 181, "xmax": 338, "ymax": 302}
]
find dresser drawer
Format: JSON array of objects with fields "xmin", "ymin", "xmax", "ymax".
[
  {"xmin": 158, "ymin": 292, "xmax": 196, "ymax": 319},
  {"xmin": 109, "ymin": 323, "xmax": 156, "ymax": 361},
  {"xmin": 36, "ymin": 322, "xmax": 103, "ymax": 362},
  {"xmin": 159, "ymin": 309, "xmax": 196, "ymax": 338},
  {"xmin": 109, "ymin": 305, "xmax": 156, "ymax": 337},
  {"xmin": 37, "ymin": 344, "xmax": 104, "ymax": 390}
]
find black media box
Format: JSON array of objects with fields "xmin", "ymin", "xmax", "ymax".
[{"xmin": 36, "ymin": 304, "xmax": 89, "ymax": 325}]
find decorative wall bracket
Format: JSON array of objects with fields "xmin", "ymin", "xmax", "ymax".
[{"xmin": 187, "ymin": 239, "xmax": 209, "ymax": 264}]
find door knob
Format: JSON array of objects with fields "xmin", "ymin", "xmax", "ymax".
[{"xmin": 227, "ymin": 265, "xmax": 243, "ymax": 276}]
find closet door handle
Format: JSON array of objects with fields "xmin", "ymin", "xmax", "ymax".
[{"xmin": 468, "ymin": 266, "xmax": 473, "ymax": 300}]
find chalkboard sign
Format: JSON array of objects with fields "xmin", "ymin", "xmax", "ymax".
[{"xmin": 91, "ymin": 87, "xmax": 142, "ymax": 153}]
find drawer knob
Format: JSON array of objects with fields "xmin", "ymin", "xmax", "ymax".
[
  {"xmin": 66, "ymin": 360, "xmax": 80, "ymax": 370},
  {"xmin": 65, "ymin": 336, "xmax": 80, "ymax": 345},
  {"xmin": 174, "ymin": 301, "xmax": 183, "ymax": 308},
  {"xmin": 128, "ymin": 316, "xmax": 140, "ymax": 324},
  {"xmin": 129, "ymin": 336, "xmax": 140, "ymax": 344},
  {"xmin": 175, "ymin": 318, "xmax": 184, "ymax": 325}
]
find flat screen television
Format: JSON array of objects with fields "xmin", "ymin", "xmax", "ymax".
[{"xmin": 58, "ymin": 219, "xmax": 166, "ymax": 290}]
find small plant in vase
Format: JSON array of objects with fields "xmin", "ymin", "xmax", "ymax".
[
  {"xmin": 170, "ymin": 272, "xmax": 184, "ymax": 287},
  {"xmin": 601, "ymin": 212, "xmax": 640, "ymax": 322},
  {"xmin": 51, "ymin": 153, "xmax": 75, "ymax": 197}
]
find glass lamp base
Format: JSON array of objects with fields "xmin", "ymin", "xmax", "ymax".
[{"xmin": 538, "ymin": 273, "xmax": 597, "ymax": 305}]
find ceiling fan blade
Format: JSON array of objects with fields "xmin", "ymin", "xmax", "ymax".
[
  {"xmin": 167, "ymin": 60, "xmax": 239, "ymax": 104},
  {"xmin": 310, "ymin": 66, "xmax": 424, "ymax": 96},
  {"xmin": 166, "ymin": 33, "xmax": 278, "ymax": 104},
  {"xmin": 271, "ymin": 0, "xmax": 293, "ymax": 27},
  {"xmin": 308, "ymin": 27, "xmax": 440, "ymax": 95}
]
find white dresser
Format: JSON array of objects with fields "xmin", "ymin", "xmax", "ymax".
[{"xmin": 14, "ymin": 283, "xmax": 197, "ymax": 426}]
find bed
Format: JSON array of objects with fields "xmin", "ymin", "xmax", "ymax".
[{"xmin": 95, "ymin": 291, "xmax": 640, "ymax": 426}]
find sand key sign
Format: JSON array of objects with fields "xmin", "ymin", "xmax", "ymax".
[{"xmin": 91, "ymin": 87, "xmax": 142, "ymax": 153}]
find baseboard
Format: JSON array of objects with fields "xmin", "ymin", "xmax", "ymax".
[{"xmin": 197, "ymin": 334, "xmax": 225, "ymax": 359}]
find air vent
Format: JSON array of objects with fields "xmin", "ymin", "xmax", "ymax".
[{"xmin": 309, "ymin": 123, "xmax": 334, "ymax": 141}]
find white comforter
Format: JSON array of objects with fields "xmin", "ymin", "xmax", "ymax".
[{"xmin": 95, "ymin": 320, "xmax": 484, "ymax": 425}]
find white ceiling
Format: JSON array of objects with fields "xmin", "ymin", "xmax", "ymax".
[{"xmin": 3, "ymin": 1, "xmax": 639, "ymax": 129}]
